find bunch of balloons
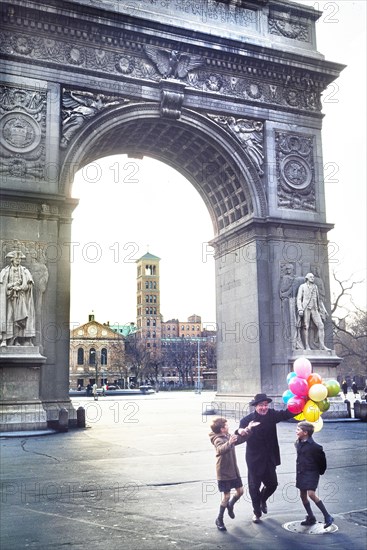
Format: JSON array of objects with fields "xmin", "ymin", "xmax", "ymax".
[{"xmin": 282, "ymin": 356, "xmax": 341, "ymax": 432}]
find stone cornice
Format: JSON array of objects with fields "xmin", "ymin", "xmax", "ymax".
[
  {"xmin": 0, "ymin": 2, "xmax": 344, "ymax": 116},
  {"xmin": 210, "ymin": 217, "xmax": 334, "ymax": 258}
]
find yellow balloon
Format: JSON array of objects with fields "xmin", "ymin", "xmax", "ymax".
[
  {"xmin": 303, "ymin": 399, "xmax": 321, "ymax": 422},
  {"xmin": 311, "ymin": 416, "xmax": 323, "ymax": 432},
  {"xmin": 308, "ymin": 383, "xmax": 328, "ymax": 402},
  {"xmin": 294, "ymin": 412, "xmax": 305, "ymax": 420}
]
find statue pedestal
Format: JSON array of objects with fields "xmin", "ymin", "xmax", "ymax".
[
  {"xmin": 290, "ymin": 349, "xmax": 342, "ymax": 380},
  {"xmin": 0, "ymin": 346, "xmax": 48, "ymax": 432}
]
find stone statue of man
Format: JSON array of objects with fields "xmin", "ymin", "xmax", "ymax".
[
  {"xmin": 296, "ymin": 272, "xmax": 329, "ymax": 351},
  {"xmin": 0, "ymin": 250, "xmax": 36, "ymax": 346}
]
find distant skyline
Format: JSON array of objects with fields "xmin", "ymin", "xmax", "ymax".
[{"xmin": 70, "ymin": 1, "xmax": 366, "ymax": 327}]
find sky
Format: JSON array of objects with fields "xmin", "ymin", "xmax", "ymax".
[{"xmin": 69, "ymin": 0, "xmax": 366, "ymax": 328}]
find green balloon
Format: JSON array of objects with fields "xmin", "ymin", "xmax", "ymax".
[
  {"xmin": 324, "ymin": 379, "xmax": 340, "ymax": 397},
  {"xmin": 318, "ymin": 398, "xmax": 330, "ymax": 412}
]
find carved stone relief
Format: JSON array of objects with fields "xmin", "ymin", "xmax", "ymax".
[
  {"xmin": 275, "ymin": 131, "xmax": 316, "ymax": 211},
  {"xmin": 0, "ymin": 85, "xmax": 47, "ymax": 181},
  {"xmin": 159, "ymin": 80, "xmax": 185, "ymax": 120},
  {"xmin": 268, "ymin": 16, "xmax": 310, "ymax": 42},
  {"xmin": 61, "ymin": 90, "xmax": 129, "ymax": 148},
  {"xmin": 208, "ymin": 115, "xmax": 264, "ymax": 176}
]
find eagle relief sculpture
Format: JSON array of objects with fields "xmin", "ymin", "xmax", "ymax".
[{"xmin": 144, "ymin": 46, "xmax": 204, "ymax": 79}]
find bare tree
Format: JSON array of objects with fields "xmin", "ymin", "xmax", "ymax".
[
  {"xmin": 330, "ymin": 272, "xmax": 366, "ymax": 382},
  {"xmin": 125, "ymin": 335, "xmax": 151, "ymax": 385}
]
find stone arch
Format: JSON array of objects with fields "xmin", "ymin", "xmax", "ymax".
[
  {"xmin": 0, "ymin": 0, "xmax": 344, "ymax": 430},
  {"xmin": 60, "ymin": 103, "xmax": 267, "ymax": 235}
]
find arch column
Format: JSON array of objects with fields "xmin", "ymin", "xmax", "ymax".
[{"xmin": 213, "ymin": 216, "xmax": 338, "ymax": 405}]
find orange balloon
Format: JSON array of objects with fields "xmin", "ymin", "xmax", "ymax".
[{"xmin": 307, "ymin": 373, "xmax": 322, "ymax": 388}]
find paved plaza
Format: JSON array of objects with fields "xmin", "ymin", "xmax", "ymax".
[{"xmin": 1, "ymin": 392, "xmax": 366, "ymax": 549}]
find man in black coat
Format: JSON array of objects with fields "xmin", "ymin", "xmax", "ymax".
[{"xmin": 236, "ymin": 393, "xmax": 295, "ymax": 523}]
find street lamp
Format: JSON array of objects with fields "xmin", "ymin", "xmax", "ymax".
[
  {"xmin": 91, "ymin": 350, "xmax": 98, "ymax": 385},
  {"xmin": 195, "ymin": 338, "xmax": 201, "ymax": 394}
]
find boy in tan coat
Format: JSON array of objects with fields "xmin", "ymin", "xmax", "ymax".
[{"xmin": 209, "ymin": 417, "xmax": 259, "ymax": 531}]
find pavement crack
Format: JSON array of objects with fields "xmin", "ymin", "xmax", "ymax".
[
  {"xmin": 21, "ymin": 439, "xmax": 60, "ymax": 462},
  {"xmin": 146, "ymin": 480, "xmax": 203, "ymax": 487}
]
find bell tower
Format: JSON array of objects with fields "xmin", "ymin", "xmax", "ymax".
[{"xmin": 136, "ymin": 252, "xmax": 162, "ymax": 352}]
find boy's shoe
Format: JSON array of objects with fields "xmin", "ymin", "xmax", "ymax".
[
  {"xmin": 215, "ymin": 518, "xmax": 227, "ymax": 531},
  {"xmin": 324, "ymin": 515, "xmax": 334, "ymax": 529},
  {"xmin": 252, "ymin": 514, "xmax": 261, "ymax": 523},
  {"xmin": 227, "ymin": 502, "xmax": 235, "ymax": 519},
  {"xmin": 260, "ymin": 499, "xmax": 268, "ymax": 514},
  {"xmin": 301, "ymin": 516, "xmax": 316, "ymax": 526}
]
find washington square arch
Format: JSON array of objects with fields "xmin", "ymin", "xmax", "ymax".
[{"xmin": 0, "ymin": 0, "xmax": 344, "ymax": 430}]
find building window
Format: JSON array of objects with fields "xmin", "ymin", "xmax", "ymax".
[
  {"xmin": 145, "ymin": 281, "xmax": 149, "ymax": 289},
  {"xmin": 147, "ymin": 319, "xmax": 150, "ymax": 326},
  {"xmin": 152, "ymin": 319, "xmax": 156, "ymax": 326},
  {"xmin": 89, "ymin": 348, "xmax": 96, "ymax": 365},
  {"xmin": 77, "ymin": 348, "xmax": 84, "ymax": 365},
  {"xmin": 101, "ymin": 348, "xmax": 107, "ymax": 366}
]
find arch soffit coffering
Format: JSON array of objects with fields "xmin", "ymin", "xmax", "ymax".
[{"xmin": 60, "ymin": 103, "xmax": 267, "ymax": 236}]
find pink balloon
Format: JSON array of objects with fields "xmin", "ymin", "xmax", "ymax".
[
  {"xmin": 287, "ymin": 371, "xmax": 297, "ymax": 384},
  {"xmin": 287, "ymin": 396, "xmax": 306, "ymax": 414},
  {"xmin": 289, "ymin": 376, "xmax": 309, "ymax": 397},
  {"xmin": 293, "ymin": 356, "xmax": 312, "ymax": 379}
]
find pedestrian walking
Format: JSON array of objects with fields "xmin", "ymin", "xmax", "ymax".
[
  {"xmin": 92, "ymin": 382, "xmax": 98, "ymax": 400},
  {"xmin": 236, "ymin": 393, "xmax": 295, "ymax": 523},
  {"xmin": 351, "ymin": 381, "xmax": 359, "ymax": 399},
  {"xmin": 295, "ymin": 421, "xmax": 334, "ymax": 528},
  {"xmin": 209, "ymin": 417, "xmax": 259, "ymax": 531},
  {"xmin": 341, "ymin": 379, "xmax": 348, "ymax": 398}
]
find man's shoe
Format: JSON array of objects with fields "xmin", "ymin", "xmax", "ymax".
[
  {"xmin": 215, "ymin": 518, "xmax": 227, "ymax": 531},
  {"xmin": 260, "ymin": 500, "xmax": 268, "ymax": 514},
  {"xmin": 227, "ymin": 503, "xmax": 235, "ymax": 519},
  {"xmin": 252, "ymin": 514, "xmax": 261, "ymax": 523},
  {"xmin": 324, "ymin": 515, "xmax": 334, "ymax": 529},
  {"xmin": 301, "ymin": 516, "xmax": 316, "ymax": 526}
]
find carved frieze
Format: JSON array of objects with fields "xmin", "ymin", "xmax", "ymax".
[
  {"xmin": 0, "ymin": 85, "xmax": 47, "ymax": 182},
  {"xmin": 0, "ymin": 23, "xmax": 324, "ymax": 114},
  {"xmin": 275, "ymin": 132, "xmax": 316, "ymax": 211},
  {"xmin": 208, "ymin": 115, "xmax": 264, "ymax": 176}
]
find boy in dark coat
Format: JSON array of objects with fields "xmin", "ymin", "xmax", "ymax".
[
  {"xmin": 236, "ymin": 393, "xmax": 295, "ymax": 522},
  {"xmin": 209, "ymin": 417, "xmax": 259, "ymax": 531},
  {"xmin": 295, "ymin": 421, "xmax": 334, "ymax": 528}
]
